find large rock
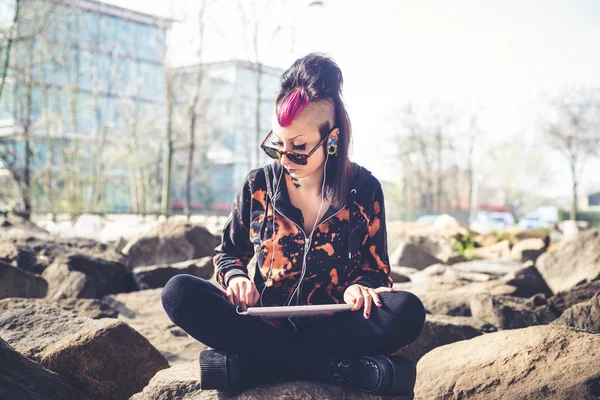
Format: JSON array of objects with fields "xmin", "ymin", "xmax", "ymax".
[
  {"xmin": 389, "ymin": 242, "xmax": 442, "ymax": 270},
  {"xmin": 50, "ymin": 298, "xmax": 119, "ymax": 319},
  {"xmin": 513, "ymin": 229, "xmax": 550, "ymax": 247},
  {"xmin": 536, "ymin": 228, "xmax": 600, "ymax": 293},
  {"xmin": 451, "ymin": 259, "xmax": 524, "ymax": 277},
  {"xmin": 0, "ymin": 241, "xmax": 43, "ymax": 273},
  {"xmin": 471, "ymin": 240, "xmax": 511, "ymax": 260},
  {"xmin": 408, "ymin": 264, "xmax": 492, "ymax": 285},
  {"xmin": 42, "ymin": 253, "xmax": 130, "ymax": 300},
  {"xmin": 510, "ymin": 238, "xmax": 546, "ymax": 263},
  {"xmin": 133, "ymin": 257, "xmax": 215, "ymax": 289},
  {"xmin": 470, "ymin": 293, "xmax": 559, "ymax": 330},
  {"xmin": 0, "ymin": 234, "xmax": 125, "ymax": 274},
  {"xmin": 0, "ymin": 299, "xmax": 169, "ymax": 399},
  {"xmin": 0, "ymin": 260, "xmax": 48, "ymax": 299},
  {"xmin": 0, "ymin": 337, "xmax": 88, "ymax": 400},
  {"xmin": 547, "ymin": 280, "xmax": 600, "ymax": 315},
  {"xmin": 415, "ymin": 325, "xmax": 600, "ymax": 400},
  {"xmin": 103, "ymin": 288, "xmax": 206, "ymax": 365},
  {"xmin": 395, "ymin": 280, "xmax": 518, "ymax": 316},
  {"xmin": 122, "ymin": 220, "xmax": 216, "ymax": 268},
  {"xmin": 130, "ymin": 361, "xmax": 406, "ymax": 400},
  {"xmin": 395, "ymin": 314, "xmax": 495, "ymax": 362},
  {"xmin": 500, "ymin": 263, "xmax": 553, "ymax": 298},
  {"xmin": 551, "ymin": 293, "xmax": 600, "ymax": 333}
]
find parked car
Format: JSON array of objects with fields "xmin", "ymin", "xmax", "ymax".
[
  {"xmin": 470, "ymin": 211, "xmax": 515, "ymax": 233},
  {"xmin": 518, "ymin": 215, "xmax": 548, "ymax": 230}
]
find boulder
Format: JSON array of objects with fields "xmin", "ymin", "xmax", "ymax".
[
  {"xmin": 551, "ymin": 293, "xmax": 600, "ymax": 333},
  {"xmin": 389, "ymin": 266, "xmax": 411, "ymax": 283},
  {"xmin": 130, "ymin": 361, "xmax": 403, "ymax": 400},
  {"xmin": 42, "ymin": 253, "xmax": 130, "ymax": 300},
  {"xmin": 122, "ymin": 220, "xmax": 216, "ymax": 268},
  {"xmin": 536, "ymin": 228, "xmax": 600, "ymax": 293},
  {"xmin": 389, "ymin": 242, "xmax": 442, "ymax": 270},
  {"xmin": 50, "ymin": 298, "xmax": 119, "ymax": 319},
  {"xmin": 406, "ymin": 232, "xmax": 457, "ymax": 264},
  {"xmin": 0, "ymin": 298, "xmax": 169, "ymax": 400},
  {"xmin": 0, "ymin": 337, "xmax": 88, "ymax": 400},
  {"xmin": 395, "ymin": 314, "xmax": 495, "ymax": 362},
  {"xmin": 547, "ymin": 281, "xmax": 600, "ymax": 315},
  {"xmin": 510, "ymin": 238, "xmax": 546, "ymax": 263},
  {"xmin": 513, "ymin": 230, "xmax": 550, "ymax": 247},
  {"xmin": 395, "ymin": 280, "xmax": 518, "ymax": 316},
  {"xmin": 470, "ymin": 293, "xmax": 559, "ymax": 330},
  {"xmin": 103, "ymin": 288, "xmax": 206, "ymax": 365},
  {"xmin": 471, "ymin": 240, "xmax": 511, "ymax": 260},
  {"xmin": 500, "ymin": 263, "xmax": 553, "ymax": 298},
  {"xmin": 451, "ymin": 259, "xmax": 523, "ymax": 277},
  {"xmin": 0, "ymin": 234, "xmax": 125, "ymax": 274},
  {"xmin": 0, "ymin": 241, "xmax": 43, "ymax": 273},
  {"xmin": 0, "ymin": 260, "xmax": 48, "ymax": 299},
  {"xmin": 408, "ymin": 264, "xmax": 492, "ymax": 285},
  {"xmin": 133, "ymin": 257, "xmax": 215, "ymax": 289},
  {"xmin": 415, "ymin": 325, "xmax": 600, "ymax": 400}
]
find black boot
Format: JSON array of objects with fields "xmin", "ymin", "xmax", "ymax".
[
  {"xmin": 199, "ymin": 349, "xmax": 284, "ymax": 393},
  {"xmin": 328, "ymin": 354, "xmax": 416, "ymax": 396}
]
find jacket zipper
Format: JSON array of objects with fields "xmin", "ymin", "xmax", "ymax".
[{"xmin": 269, "ymin": 202, "xmax": 347, "ymax": 303}]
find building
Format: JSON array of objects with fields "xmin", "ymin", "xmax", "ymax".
[
  {"xmin": 170, "ymin": 60, "xmax": 284, "ymax": 213},
  {"xmin": 0, "ymin": 0, "xmax": 172, "ymax": 213}
]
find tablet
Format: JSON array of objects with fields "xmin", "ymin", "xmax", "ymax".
[{"xmin": 239, "ymin": 303, "xmax": 353, "ymax": 318}]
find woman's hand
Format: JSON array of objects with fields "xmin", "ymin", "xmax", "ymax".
[
  {"xmin": 343, "ymin": 284, "xmax": 394, "ymax": 319},
  {"xmin": 226, "ymin": 276, "xmax": 260, "ymax": 311}
]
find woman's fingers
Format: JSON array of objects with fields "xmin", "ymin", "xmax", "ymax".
[
  {"xmin": 374, "ymin": 286, "xmax": 394, "ymax": 293},
  {"xmin": 238, "ymin": 281, "xmax": 248, "ymax": 311},
  {"xmin": 361, "ymin": 287, "xmax": 372, "ymax": 319},
  {"xmin": 352, "ymin": 290, "xmax": 364, "ymax": 311},
  {"xmin": 248, "ymin": 284, "xmax": 260, "ymax": 307},
  {"xmin": 370, "ymin": 288, "xmax": 383, "ymax": 308}
]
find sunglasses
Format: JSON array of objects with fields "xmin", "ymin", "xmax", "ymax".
[{"xmin": 260, "ymin": 129, "xmax": 335, "ymax": 166}]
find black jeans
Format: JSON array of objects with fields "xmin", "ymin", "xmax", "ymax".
[{"xmin": 161, "ymin": 274, "xmax": 426, "ymax": 381}]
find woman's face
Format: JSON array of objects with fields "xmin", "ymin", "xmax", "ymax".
[{"xmin": 270, "ymin": 100, "xmax": 337, "ymax": 180}]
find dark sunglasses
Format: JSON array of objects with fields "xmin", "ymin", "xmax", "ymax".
[{"xmin": 260, "ymin": 129, "xmax": 335, "ymax": 165}]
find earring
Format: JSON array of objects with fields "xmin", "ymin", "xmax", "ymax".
[{"xmin": 328, "ymin": 138, "xmax": 338, "ymax": 155}]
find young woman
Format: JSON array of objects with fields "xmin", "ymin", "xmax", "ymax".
[{"xmin": 161, "ymin": 53, "xmax": 426, "ymax": 396}]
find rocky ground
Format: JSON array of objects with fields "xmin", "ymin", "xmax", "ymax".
[{"xmin": 1, "ymin": 213, "xmax": 599, "ymax": 399}]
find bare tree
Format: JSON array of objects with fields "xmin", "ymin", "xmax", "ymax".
[{"xmin": 541, "ymin": 87, "xmax": 600, "ymax": 220}]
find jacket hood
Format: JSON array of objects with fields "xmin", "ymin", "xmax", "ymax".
[{"xmin": 262, "ymin": 160, "xmax": 374, "ymax": 261}]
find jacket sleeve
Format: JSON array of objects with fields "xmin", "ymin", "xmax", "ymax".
[
  {"xmin": 213, "ymin": 173, "xmax": 256, "ymax": 290},
  {"xmin": 349, "ymin": 184, "xmax": 394, "ymax": 289}
]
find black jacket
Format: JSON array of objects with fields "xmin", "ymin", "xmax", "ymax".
[{"xmin": 213, "ymin": 161, "xmax": 393, "ymax": 306}]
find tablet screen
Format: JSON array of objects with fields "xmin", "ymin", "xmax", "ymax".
[{"xmin": 240, "ymin": 303, "xmax": 353, "ymax": 318}]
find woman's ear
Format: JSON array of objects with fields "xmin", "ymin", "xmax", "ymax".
[{"xmin": 330, "ymin": 129, "xmax": 340, "ymax": 144}]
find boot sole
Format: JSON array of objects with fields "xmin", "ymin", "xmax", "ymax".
[
  {"xmin": 199, "ymin": 349, "xmax": 243, "ymax": 391},
  {"xmin": 372, "ymin": 354, "xmax": 417, "ymax": 396}
]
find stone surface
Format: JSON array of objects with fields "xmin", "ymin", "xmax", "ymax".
[
  {"xmin": 415, "ymin": 325, "xmax": 600, "ymax": 400},
  {"xmin": 406, "ymin": 233, "xmax": 457, "ymax": 264},
  {"xmin": 103, "ymin": 288, "xmax": 206, "ymax": 365},
  {"xmin": 500, "ymin": 263, "xmax": 553, "ymax": 298},
  {"xmin": 0, "ymin": 260, "xmax": 48, "ymax": 299},
  {"xmin": 389, "ymin": 266, "xmax": 411, "ymax": 283},
  {"xmin": 535, "ymin": 228, "xmax": 600, "ymax": 293},
  {"xmin": 395, "ymin": 280, "xmax": 518, "ymax": 316},
  {"xmin": 0, "ymin": 337, "xmax": 88, "ymax": 400},
  {"xmin": 50, "ymin": 298, "xmax": 119, "ymax": 319},
  {"xmin": 408, "ymin": 264, "xmax": 492, "ymax": 285},
  {"xmin": 451, "ymin": 259, "xmax": 524, "ymax": 277},
  {"xmin": 510, "ymin": 238, "xmax": 546, "ymax": 263},
  {"xmin": 547, "ymin": 280, "xmax": 600, "ymax": 315},
  {"xmin": 395, "ymin": 314, "xmax": 495, "ymax": 362},
  {"xmin": 122, "ymin": 220, "xmax": 216, "ymax": 268},
  {"xmin": 133, "ymin": 256, "xmax": 215, "ymax": 289},
  {"xmin": 551, "ymin": 293, "xmax": 600, "ymax": 333},
  {"xmin": 0, "ymin": 241, "xmax": 43, "ymax": 273},
  {"xmin": 0, "ymin": 299, "xmax": 169, "ymax": 400},
  {"xmin": 42, "ymin": 253, "xmax": 130, "ymax": 300},
  {"xmin": 130, "ymin": 361, "xmax": 411, "ymax": 400},
  {"xmin": 0, "ymin": 233, "xmax": 125, "ymax": 274},
  {"xmin": 389, "ymin": 242, "xmax": 442, "ymax": 270},
  {"xmin": 471, "ymin": 240, "xmax": 511, "ymax": 260},
  {"xmin": 470, "ymin": 293, "xmax": 559, "ymax": 329}
]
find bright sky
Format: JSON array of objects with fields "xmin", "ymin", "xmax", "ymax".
[{"xmin": 105, "ymin": 0, "xmax": 600, "ymax": 198}]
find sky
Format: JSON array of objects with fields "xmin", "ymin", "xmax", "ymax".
[{"xmin": 104, "ymin": 0, "xmax": 600, "ymax": 198}]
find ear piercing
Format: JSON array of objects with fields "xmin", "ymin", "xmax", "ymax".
[{"xmin": 328, "ymin": 138, "xmax": 338, "ymax": 155}]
